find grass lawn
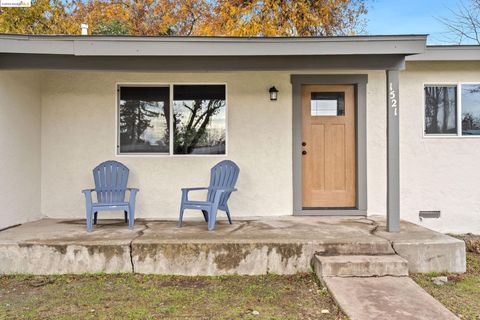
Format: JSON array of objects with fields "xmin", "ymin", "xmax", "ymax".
[
  {"xmin": 412, "ymin": 237, "xmax": 480, "ymax": 320},
  {"xmin": 0, "ymin": 273, "xmax": 346, "ymax": 320}
]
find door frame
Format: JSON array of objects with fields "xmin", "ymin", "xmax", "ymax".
[{"xmin": 291, "ymin": 75, "xmax": 368, "ymax": 216}]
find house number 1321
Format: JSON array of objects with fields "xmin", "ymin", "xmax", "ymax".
[{"xmin": 389, "ymin": 82, "xmax": 398, "ymax": 116}]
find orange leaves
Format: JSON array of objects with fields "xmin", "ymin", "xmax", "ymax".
[{"xmin": 0, "ymin": 0, "xmax": 367, "ymax": 36}]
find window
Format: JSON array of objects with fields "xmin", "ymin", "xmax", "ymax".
[
  {"xmin": 117, "ymin": 84, "xmax": 227, "ymax": 155},
  {"xmin": 424, "ymin": 84, "xmax": 480, "ymax": 137},
  {"xmin": 119, "ymin": 86, "xmax": 170, "ymax": 154},
  {"xmin": 310, "ymin": 92, "xmax": 345, "ymax": 116},
  {"xmin": 461, "ymin": 84, "xmax": 480, "ymax": 135},
  {"xmin": 424, "ymin": 86, "xmax": 457, "ymax": 135},
  {"xmin": 173, "ymin": 85, "xmax": 226, "ymax": 154}
]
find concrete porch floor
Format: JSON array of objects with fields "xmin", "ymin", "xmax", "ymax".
[{"xmin": 0, "ymin": 216, "xmax": 466, "ymax": 275}]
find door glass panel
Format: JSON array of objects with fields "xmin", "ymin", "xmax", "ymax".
[{"xmin": 311, "ymin": 92, "xmax": 345, "ymax": 116}]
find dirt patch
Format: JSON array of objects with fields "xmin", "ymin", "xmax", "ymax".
[{"xmin": 0, "ymin": 273, "xmax": 346, "ymax": 319}]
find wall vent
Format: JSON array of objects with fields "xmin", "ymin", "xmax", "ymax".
[{"xmin": 419, "ymin": 210, "xmax": 441, "ymax": 219}]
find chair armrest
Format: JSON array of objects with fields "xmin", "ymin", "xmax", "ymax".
[
  {"xmin": 181, "ymin": 187, "xmax": 209, "ymax": 191},
  {"xmin": 181, "ymin": 187, "xmax": 209, "ymax": 202},
  {"xmin": 215, "ymin": 188, "xmax": 237, "ymax": 193},
  {"xmin": 126, "ymin": 188, "xmax": 139, "ymax": 206},
  {"xmin": 82, "ymin": 189, "xmax": 95, "ymax": 206}
]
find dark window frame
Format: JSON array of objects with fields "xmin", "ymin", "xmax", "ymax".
[
  {"xmin": 116, "ymin": 83, "xmax": 228, "ymax": 156},
  {"xmin": 423, "ymin": 83, "xmax": 480, "ymax": 138}
]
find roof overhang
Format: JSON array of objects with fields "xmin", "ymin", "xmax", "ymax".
[
  {"xmin": 406, "ymin": 45, "xmax": 480, "ymax": 61},
  {"xmin": 0, "ymin": 34, "xmax": 429, "ymax": 71},
  {"xmin": 0, "ymin": 34, "xmax": 427, "ymax": 56}
]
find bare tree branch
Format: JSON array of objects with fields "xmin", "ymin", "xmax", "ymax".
[{"xmin": 439, "ymin": 0, "xmax": 480, "ymax": 44}]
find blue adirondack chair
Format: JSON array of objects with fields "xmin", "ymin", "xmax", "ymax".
[
  {"xmin": 82, "ymin": 160, "xmax": 139, "ymax": 232},
  {"xmin": 178, "ymin": 160, "xmax": 240, "ymax": 231}
]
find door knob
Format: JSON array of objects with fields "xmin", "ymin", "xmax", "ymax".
[
  {"xmin": 302, "ymin": 142, "xmax": 307, "ymax": 146},
  {"xmin": 302, "ymin": 150, "xmax": 307, "ymax": 155}
]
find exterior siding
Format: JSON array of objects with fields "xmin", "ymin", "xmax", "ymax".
[
  {"xmin": 400, "ymin": 61, "xmax": 480, "ymax": 233},
  {"xmin": 31, "ymin": 64, "xmax": 480, "ymax": 234},
  {"xmin": 40, "ymin": 70, "xmax": 389, "ymax": 221},
  {"xmin": 41, "ymin": 71, "xmax": 295, "ymax": 220},
  {"xmin": 0, "ymin": 71, "xmax": 42, "ymax": 229}
]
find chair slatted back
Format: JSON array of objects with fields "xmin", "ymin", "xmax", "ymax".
[
  {"xmin": 207, "ymin": 160, "xmax": 240, "ymax": 207},
  {"xmin": 93, "ymin": 160, "xmax": 129, "ymax": 204}
]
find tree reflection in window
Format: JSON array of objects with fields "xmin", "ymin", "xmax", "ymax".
[
  {"xmin": 173, "ymin": 85, "xmax": 226, "ymax": 154},
  {"xmin": 462, "ymin": 84, "xmax": 480, "ymax": 135},
  {"xmin": 424, "ymin": 86, "xmax": 457, "ymax": 134},
  {"xmin": 119, "ymin": 86, "xmax": 170, "ymax": 153}
]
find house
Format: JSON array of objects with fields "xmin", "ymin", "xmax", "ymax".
[{"xmin": 0, "ymin": 34, "xmax": 479, "ymax": 234}]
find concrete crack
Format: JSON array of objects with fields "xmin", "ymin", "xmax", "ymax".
[
  {"xmin": 129, "ymin": 223, "xmax": 149, "ymax": 273},
  {"xmin": 366, "ymin": 218, "xmax": 400, "ymax": 255}
]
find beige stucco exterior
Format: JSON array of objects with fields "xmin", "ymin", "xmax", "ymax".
[
  {"xmin": 0, "ymin": 71, "xmax": 42, "ymax": 229},
  {"xmin": 39, "ymin": 70, "xmax": 389, "ymax": 222},
  {"xmin": 1, "ymin": 61, "xmax": 480, "ymax": 233},
  {"xmin": 400, "ymin": 61, "xmax": 480, "ymax": 234}
]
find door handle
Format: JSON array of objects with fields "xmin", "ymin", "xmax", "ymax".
[{"xmin": 302, "ymin": 150, "xmax": 307, "ymax": 155}]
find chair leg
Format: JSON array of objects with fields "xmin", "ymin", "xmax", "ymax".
[
  {"xmin": 207, "ymin": 207, "xmax": 219, "ymax": 231},
  {"xmin": 177, "ymin": 207, "xmax": 185, "ymax": 228},
  {"xmin": 225, "ymin": 208, "xmax": 233, "ymax": 225},
  {"xmin": 201, "ymin": 210, "xmax": 209, "ymax": 222},
  {"xmin": 86, "ymin": 208, "xmax": 93, "ymax": 233},
  {"xmin": 93, "ymin": 212, "xmax": 98, "ymax": 225},
  {"xmin": 124, "ymin": 211, "xmax": 128, "ymax": 223},
  {"xmin": 127, "ymin": 207, "xmax": 135, "ymax": 230}
]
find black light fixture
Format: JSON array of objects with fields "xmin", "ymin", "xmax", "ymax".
[{"xmin": 269, "ymin": 86, "xmax": 279, "ymax": 101}]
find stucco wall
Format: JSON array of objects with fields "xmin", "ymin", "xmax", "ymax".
[
  {"xmin": 40, "ymin": 70, "xmax": 388, "ymax": 221},
  {"xmin": 0, "ymin": 71, "xmax": 42, "ymax": 229},
  {"xmin": 41, "ymin": 71, "xmax": 294, "ymax": 220},
  {"xmin": 3, "ymin": 65, "xmax": 480, "ymax": 233},
  {"xmin": 400, "ymin": 61, "xmax": 480, "ymax": 234}
]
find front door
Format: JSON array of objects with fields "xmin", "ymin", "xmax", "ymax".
[{"xmin": 301, "ymin": 84, "xmax": 356, "ymax": 208}]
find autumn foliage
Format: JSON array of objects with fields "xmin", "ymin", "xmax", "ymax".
[{"xmin": 0, "ymin": 0, "xmax": 367, "ymax": 36}]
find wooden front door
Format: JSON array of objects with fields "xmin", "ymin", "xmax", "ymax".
[{"xmin": 301, "ymin": 84, "xmax": 356, "ymax": 208}]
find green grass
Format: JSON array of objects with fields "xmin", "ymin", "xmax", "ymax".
[
  {"xmin": 412, "ymin": 252, "xmax": 480, "ymax": 320},
  {"xmin": 0, "ymin": 273, "xmax": 346, "ymax": 319}
]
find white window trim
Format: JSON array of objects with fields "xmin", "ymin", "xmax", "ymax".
[
  {"xmin": 115, "ymin": 82, "xmax": 228, "ymax": 157},
  {"xmin": 423, "ymin": 82, "xmax": 480, "ymax": 139}
]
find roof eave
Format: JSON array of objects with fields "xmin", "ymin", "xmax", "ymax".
[{"xmin": 0, "ymin": 34, "xmax": 427, "ymax": 57}]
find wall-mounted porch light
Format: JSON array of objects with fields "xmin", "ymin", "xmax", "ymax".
[{"xmin": 269, "ymin": 86, "xmax": 279, "ymax": 101}]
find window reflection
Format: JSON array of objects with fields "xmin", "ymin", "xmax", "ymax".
[
  {"xmin": 424, "ymin": 86, "xmax": 457, "ymax": 135},
  {"xmin": 119, "ymin": 86, "xmax": 170, "ymax": 153},
  {"xmin": 461, "ymin": 84, "xmax": 480, "ymax": 135},
  {"xmin": 173, "ymin": 85, "xmax": 226, "ymax": 154}
]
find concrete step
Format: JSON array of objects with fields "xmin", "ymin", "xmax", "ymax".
[{"xmin": 314, "ymin": 254, "xmax": 409, "ymax": 277}]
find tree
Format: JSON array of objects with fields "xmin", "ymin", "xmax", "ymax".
[
  {"xmin": 0, "ymin": 0, "xmax": 367, "ymax": 36},
  {"xmin": 92, "ymin": 20, "xmax": 129, "ymax": 35},
  {"xmin": 0, "ymin": 0, "xmax": 76, "ymax": 34},
  {"xmin": 440, "ymin": 0, "xmax": 480, "ymax": 44},
  {"xmin": 200, "ymin": 0, "xmax": 367, "ymax": 36}
]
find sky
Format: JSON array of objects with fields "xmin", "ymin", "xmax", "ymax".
[{"xmin": 366, "ymin": 0, "xmax": 461, "ymax": 44}]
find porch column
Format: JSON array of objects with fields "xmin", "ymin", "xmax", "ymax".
[{"xmin": 386, "ymin": 70, "xmax": 400, "ymax": 232}]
